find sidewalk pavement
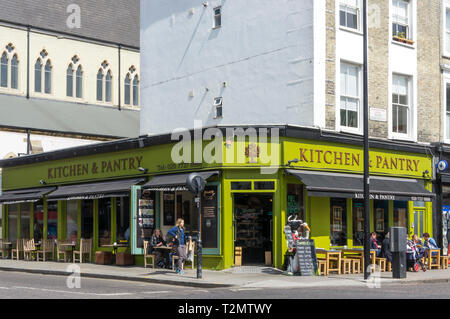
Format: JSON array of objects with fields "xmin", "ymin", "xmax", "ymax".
[{"xmin": 0, "ymin": 259, "xmax": 449, "ymax": 289}]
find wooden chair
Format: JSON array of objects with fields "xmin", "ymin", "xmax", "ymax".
[
  {"xmin": 56, "ymin": 240, "xmax": 72, "ymax": 262},
  {"xmin": 73, "ymin": 239, "xmax": 92, "ymax": 263},
  {"xmin": 11, "ymin": 240, "xmax": 24, "ymax": 260},
  {"xmin": 37, "ymin": 239, "xmax": 54, "ymax": 262},
  {"xmin": 440, "ymin": 255, "xmax": 448, "ymax": 270},
  {"xmin": 375, "ymin": 257, "xmax": 386, "ymax": 272},
  {"xmin": 24, "ymin": 239, "xmax": 37, "ymax": 261},
  {"xmin": 143, "ymin": 241, "xmax": 155, "ymax": 269},
  {"xmin": 387, "ymin": 261, "xmax": 392, "ymax": 272},
  {"xmin": 172, "ymin": 241, "xmax": 196, "ymax": 270},
  {"xmin": 317, "ymin": 259, "xmax": 327, "ymax": 276},
  {"xmin": 341, "ymin": 259, "xmax": 352, "ymax": 274}
]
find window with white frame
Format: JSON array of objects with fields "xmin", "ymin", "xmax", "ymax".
[
  {"xmin": 445, "ymin": 8, "xmax": 450, "ymax": 55},
  {"xmin": 340, "ymin": 0, "xmax": 359, "ymax": 30},
  {"xmin": 392, "ymin": 74, "xmax": 411, "ymax": 135},
  {"xmin": 340, "ymin": 62, "xmax": 361, "ymax": 129},
  {"xmin": 392, "ymin": 0, "xmax": 411, "ymax": 41}
]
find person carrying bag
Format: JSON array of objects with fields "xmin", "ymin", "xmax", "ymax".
[{"xmin": 167, "ymin": 218, "xmax": 187, "ymax": 275}]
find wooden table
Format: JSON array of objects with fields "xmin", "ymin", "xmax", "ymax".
[
  {"xmin": 316, "ymin": 249, "xmax": 342, "ymax": 275},
  {"xmin": 335, "ymin": 248, "xmax": 377, "ymax": 273}
]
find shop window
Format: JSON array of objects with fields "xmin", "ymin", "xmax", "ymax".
[
  {"xmin": 254, "ymin": 181, "xmax": 275, "ymax": 190},
  {"xmin": 287, "ymin": 184, "xmax": 304, "ymax": 221},
  {"xmin": 47, "ymin": 202, "xmax": 58, "ymax": 240},
  {"xmin": 163, "ymin": 192, "xmax": 176, "ymax": 226},
  {"xmin": 330, "ymin": 198, "xmax": 347, "ymax": 246},
  {"xmin": 33, "ymin": 201, "xmax": 44, "ymax": 241},
  {"xmin": 66, "ymin": 200, "xmax": 78, "ymax": 242},
  {"xmin": 98, "ymin": 198, "xmax": 112, "ymax": 246},
  {"xmin": 393, "ymin": 200, "xmax": 408, "ymax": 228},
  {"xmin": 374, "ymin": 200, "xmax": 389, "ymax": 241},
  {"xmin": 231, "ymin": 182, "xmax": 252, "ymax": 190},
  {"xmin": 202, "ymin": 185, "xmax": 219, "ymax": 249},
  {"xmin": 81, "ymin": 200, "xmax": 93, "ymax": 239},
  {"xmin": 7, "ymin": 204, "xmax": 18, "ymax": 242},
  {"xmin": 353, "ymin": 199, "xmax": 364, "ymax": 246},
  {"xmin": 116, "ymin": 197, "xmax": 130, "ymax": 243},
  {"xmin": 20, "ymin": 203, "xmax": 31, "ymax": 239}
]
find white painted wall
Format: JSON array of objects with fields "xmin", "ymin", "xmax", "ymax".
[
  {"xmin": 140, "ymin": 0, "xmax": 325, "ymax": 135},
  {"xmin": 0, "ymin": 131, "xmax": 99, "ymax": 160}
]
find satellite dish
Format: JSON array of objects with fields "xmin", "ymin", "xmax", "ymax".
[
  {"xmin": 186, "ymin": 173, "xmax": 206, "ymax": 195},
  {"xmin": 438, "ymin": 160, "xmax": 448, "ymax": 172}
]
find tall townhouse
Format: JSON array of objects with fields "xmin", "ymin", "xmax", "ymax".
[{"xmin": 0, "ymin": 0, "xmax": 140, "ymax": 238}]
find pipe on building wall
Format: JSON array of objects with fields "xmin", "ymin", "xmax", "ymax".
[
  {"xmin": 26, "ymin": 26, "xmax": 30, "ymax": 99},
  {"xmin": 118, "ymin": 44, "xmax": 122, "ymax": 111}
]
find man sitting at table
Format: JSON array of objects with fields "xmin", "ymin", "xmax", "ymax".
[
  {"xmin": 423, "ymin": 233, "xmax": 439, "ymax": 258},
  {"xmin": 151, "ymin": 229, "xmax": 167, "ymax": 268}
]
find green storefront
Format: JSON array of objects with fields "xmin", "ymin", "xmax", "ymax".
[{"xmin": 0, "ymin": 126, "xmax": 436, "ymax": 270}]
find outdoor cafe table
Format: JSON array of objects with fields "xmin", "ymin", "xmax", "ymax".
[
  {"xmin": 335, "ymin": 248, "xmax": 377, "ymax": 273},
  {"xmin": 316, "ymin": 249, "xmax": 342, "ymax": 275}
]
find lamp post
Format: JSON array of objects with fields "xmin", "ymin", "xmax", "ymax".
[
  {"xmin": 186, "ymin": 173, "xmax": 206, "ymax": 279},
  {"xmin": 362, "ymin": 0, "xmax": 371, "ymax": 280}
]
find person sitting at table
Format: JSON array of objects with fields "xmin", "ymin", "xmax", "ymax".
[
  {"xmin": 380, "ymin": 232, "xmax": 392, "ymax": 263},
  {"xmin": 370, "ymin": 232, "xmax": 381, "ymax": 257},
  {"xmin": 151, "ymin": 229, "xmax": 167, "ymax": 267},
  {"xmin": 407, "ymin": 234, "xmax": 426, "ymax": 271},
  {"xmin": 423, "ymin": 232, "xmax": 439, "ymax": 258}
]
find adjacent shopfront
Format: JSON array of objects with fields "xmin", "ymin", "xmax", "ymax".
[{"xmin": 0, "ymin": 127, "xmax": 436, "ymax": 270}]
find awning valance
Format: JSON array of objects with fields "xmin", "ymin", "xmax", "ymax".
[
  {"xmin": 285, "ymin": 169, "xmax": 434, "ymax": 202},
  {"xmin": 0, "ymin": 187, "xmax": 56, "ymax": 205},
  {"xmin": 46, "ymin": 178, "xmax": 146, "ymax": 201},
  {"xmin": 143, "ymin": 171, "xmax": 220, "ymax": 191}
]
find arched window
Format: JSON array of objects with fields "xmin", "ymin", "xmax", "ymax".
[
  {"xmin": 133, "ymin": 75, "xmax": 139, "ymax": 106},
  {"xmin": 44, "ymin": 60, "xmax": 52, "ymax": 94},
  {"xmin": 105, "ymin": 70, "xmax": 112, "ymax": 102},
  {"xmin": 124, "ymin": 74, "xmax": 131, "ymax": 105},
  {"xmin": 76, "ymin": 65, "xmax": 83, "ymax": 98},
  {"xmin": 66, "ymin": 64, "xmax": 74, "ymax": 97},
  {"xmin": 96, "ymin": 69, "xmax": 103, "ymax": 101},
  {"xmin": 11, "ymin": 54, "xmax": 18, "ymax": 89},
  {"xmin": 34, "ymin": 58, "xmax": 42, "ymax": 92},
  {"xmin": 1, "ymin": 52, "xmax": 8, "ymax": 88}
]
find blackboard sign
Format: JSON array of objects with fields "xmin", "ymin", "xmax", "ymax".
[
  {"xmin": 201, "ymin": 185, "xmax": 218, "ymax": 249},
  {"xmin": 295, "ymin": 239, "xmax": 318, "ymax": 276}
]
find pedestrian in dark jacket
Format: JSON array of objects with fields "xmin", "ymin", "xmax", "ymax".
[
  {"xmin": 380, "ymin": 232, "xmax": 392, "ymax": 262},
  {"xmin": 167, "ymin": 218, "xmax": 187, "ymax": 275}
]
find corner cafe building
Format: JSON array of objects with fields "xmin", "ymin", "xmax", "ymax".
[{"xmin": 0, "ymin": 126, "xmax": 435, "ymax": 270}]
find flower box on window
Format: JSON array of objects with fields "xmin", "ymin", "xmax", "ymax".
[{"xmin": 393, "ymin": 34, "xmax": 414, "ymax": 45}]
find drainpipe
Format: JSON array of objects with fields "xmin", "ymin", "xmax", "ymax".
[
  {"xmin": 27, "ymin": 26, "xmax": 30, "ymax": 99},
  {"xmin": 118, "ymin": 44, "xmax": 122, "ymax": 111},
  {"xmin": 26, "ymin": 129, "xmax": 31, "ymax": 155}
]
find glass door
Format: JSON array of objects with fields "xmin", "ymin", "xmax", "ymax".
[
  {"xmin": 413, "ymin": 209, "xmax": 425, "ymax": 238},
  {"xmin": 234, "ymin": 194, "xmax": 273, "ymax": 265}
]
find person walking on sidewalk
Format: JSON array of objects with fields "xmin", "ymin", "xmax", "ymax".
[{"xmin": 168, "ymin": 218, "xmax": 187, "ymax": 275}]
